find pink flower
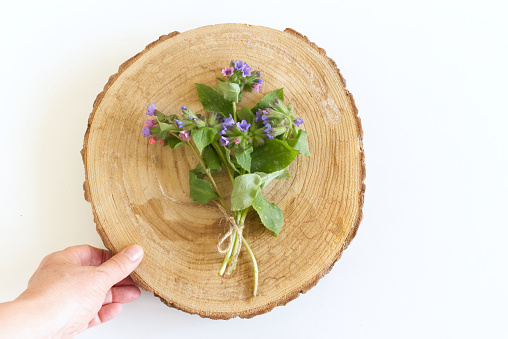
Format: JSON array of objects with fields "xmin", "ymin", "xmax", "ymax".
[
  {"xmin": 144, "ymin": 119, "xmax": 155, "ymax": 128},
  {"xmin": 149, "ymin": 138, "xmax": 156, "ymax": 144},
  {"xmin": 159, "ymin": 140, "xmax": 164, "ymax": 144},
  {"xmin": 253, "ymin": 83, "xmax": 262, "ymax": 92},
  {"xmin": 179, "ymin": 130, "xmax": 190, "ymax": 141},
  {"xmin": 234, "ymin": 138, "xmax": 240, "ymax": 145},
  {"xmin": 222, "ymin": 67, "xmax": 234, "ymax": 77}
]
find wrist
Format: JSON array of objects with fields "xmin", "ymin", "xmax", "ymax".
[
  {"xmin": 1, "ymin": 292, "xmax": 70, "ymax": 338},
  {"xmin": 0, "ymin": 298, "xmax": 51, "ymax": 338}
]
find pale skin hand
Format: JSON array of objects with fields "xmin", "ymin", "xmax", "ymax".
[{"xmin": 0, "ymin": 244, "xmax": 144, "ymax": 338}]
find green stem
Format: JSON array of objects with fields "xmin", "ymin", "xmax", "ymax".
[
  {"xmin": 240, "ymin": 207, "xmax": 249, "ymax": 224},
  {"xmin": 218, "ymin": 229, "xmax": 236, "ymax": 276},
  {"xmin": 187, "ymin": 142, "xmax": 228, "ymax": 211},
  {"xmin": 232, "ymin": 101, "xmax": 237, "ymax": 121},
  {"xmin": 212, "ymin": 142, "xmax": 234, "ymax": 183},
  {"xmin": 241, "ymin": 235, "xmax": 258, "ymax": 297},
  {"xmin": 227, "ymin": 226, "xmax": 243, "ymax": 274}
]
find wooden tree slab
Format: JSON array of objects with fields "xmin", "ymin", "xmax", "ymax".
[{"xmin": 82, "ymin": 24, "xmax": 365, "ymax": 319}]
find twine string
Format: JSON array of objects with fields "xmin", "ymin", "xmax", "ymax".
[{"xmin": 215, "ymin": 203, "xmax": 243, "ymax": 265}]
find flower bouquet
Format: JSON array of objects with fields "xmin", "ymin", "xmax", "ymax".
[{"xmin": 141, "ymin": 60, "xmax": 310, "ymax": 296}]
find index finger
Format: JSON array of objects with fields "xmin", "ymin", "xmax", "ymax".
[{"xmin": 63, "ymin": 245, "xmax": 112, "ymax": 266}]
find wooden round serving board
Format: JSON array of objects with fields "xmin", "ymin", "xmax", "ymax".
[{"xmin": 82, "ymin": 24, "xmax": 365, "ymax": 319}]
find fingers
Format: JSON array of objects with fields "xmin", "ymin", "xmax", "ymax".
[
  {"xmin": 87, "ymin": 303, "xmax": 123, "ymax": 329},
  {"xmin": 97, "ymin": 245, "xmax": 144, "ymax": 287},
  {"xmin": 114, "ymin": 275, "xmax": 138, "ymax": 287},
  {"xmin": 62, "ymin": 245, "xmax": 112, "ymax": 266},
  {"xmin": 103, "ymin": 285, "xmax": 141, "ymax": 305}
]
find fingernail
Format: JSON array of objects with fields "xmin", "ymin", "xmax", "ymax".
[{"xmin": 123, "ymin": 245, "xmax": 143, "ymax": 261}]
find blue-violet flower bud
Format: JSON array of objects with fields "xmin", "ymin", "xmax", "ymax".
[
  {"xmin": 141, "ymin": 128, "xmax": 151, "ymax": 137},
  {"xmin": 146, "ymin": 103, "xmax": 156, "ymax": 116},
  {"xmin": 220, "ymin": 136, "xmax": 230, "ymax": 146},
  {"xmin": 294, "ymin": 118, "xmax": 304, "ymax": 127},
  {"xmin": 234, "ymin": 60, "xmax": 244, "ymax": 70},
  {"xmin": 237, "ymin": 120, "xmax": 251, "ymax": 133}
]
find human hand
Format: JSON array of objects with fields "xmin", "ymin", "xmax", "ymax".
[{"xmin": 0, "ymin": 244, "xmax": 144, "ymax": 338}]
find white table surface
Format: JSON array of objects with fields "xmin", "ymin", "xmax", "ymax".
[{"xmin": 1, "ymin": 1, "xmax": 507, "ymax": 338}]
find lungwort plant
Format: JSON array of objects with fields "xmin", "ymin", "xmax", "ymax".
[{"xmin": 141, "ymin": 60, "xmax": 310, "ymax": 296}]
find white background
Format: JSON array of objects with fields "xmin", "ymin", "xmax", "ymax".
[{"xmin": 1, "ymin": 0, "xmax": 507, "ymax": 338}]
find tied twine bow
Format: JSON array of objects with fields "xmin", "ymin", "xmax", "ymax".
[{"xmin": 215, "ymin": 202, "xmax": 243, "ymax": 271}]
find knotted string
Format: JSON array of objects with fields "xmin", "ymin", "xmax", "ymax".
[{"xmin": 215, "ymin": 202, "xmax": 243, "ymax": 269}]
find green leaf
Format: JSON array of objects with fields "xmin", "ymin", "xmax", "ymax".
[
  {"xmin": 158, "ymin": 122, "xmax": 179, "ymax": 133},
  {"xmin": 149, "ymin": 126, "xmax": 161, "ymax": 135},
  {"xmin": 250, "ymin": 139, "xmax": 298, "ymax": 173},
  {"xmin": 235, "ymin": 147, "xmax": 253, "ymax": 172},
  {"xmin": 214, "ymin": 82, "xmax": 241, "ymax": 103},
  {"xmin": 255, "ymin": 168, "xmax": 290, "ymax": 189},
  {"xmin": 216, "ymin": 77, "xmax": 226, "ymax": 82},
  {"xmin": 252, "ymin": 88, "xmax": 284, "ymax": 112},
  {"xmin": 189, "ymin": 163, "xmax": 206, "ymax": 179},
  {"xmin": 224, "ymin": 147, "xmax": 240, "ymax": 173},
  {"xmin": 288, "ymin": 130, "xmax": 310, "ymax": 156},
  {"xmin": 231, "ymin": 174, "xmax": 262, "ymax": 211},
  {"xmin": 237, "ymin": 107, "xmax": 254, "ymax": 124},
  {"xmin": 202, "ymin": 146, "xmax": 222, "ymax": 173},
  {"xmin": 252, "ymin": 193, "xmax": 284, "ymax": 236},
  {"xmin": 195, "ymin": 83, "xmax": 233, "ymax": 116},
  {"xmin": 156, "ymin": 130, "xmax": 168, "ymax": 141},
  {"xmin": 188, "ymin": 171, "xmax": 219, "ymax": 204},
  {"xmin": 191, "ymin": 127, "xmax": 216, "ymax": 154},
  {"xmin": 164, "ymin": 138, "xmax": 184, "ymax": 149},
  {"xmin": 159, "ymin": 122, "xmax": 171, "ymax": 131}
]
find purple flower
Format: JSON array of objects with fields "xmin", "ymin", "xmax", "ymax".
[
  {"xmin": 175, "ymin": 119, "xmax": 183, "ymax": 129},
  {"xmin": 294, "ymin": 118, "xmax": 304, "ymax": 127},
  {"xmin": 222, "ymin": 67, "xmax": 234, "ymax": 76},
  {"xmin": 144, "ymin": 119, "xmax": 154, "ymax": 128},
  {"xmin": 146, "ymin": 103, "xmax": 156, "ymax": 116},
  {"xmin": 254, "ymin": 78, "xmax": 264, "ymax": 84},
  {"xmin": 220, "ymin": 136, "xmax": 230, "ymax": 146},
  {"xmin": 141, "ymin": 128, "xmax": 151, "ymax": 137},
  {"xmin": 187, "ymin": 114, "xmax": 195, "ymax": 121},
  {"xmin": 237, "ymin": 120, "xmax": 251, "ymax": 133},
  {"xmin": 257, "ymin": 71, "xmax": 261, "ymax": 77},
  {"xmin": 241, "ymin": 64, "xmax": 251, "ymax": 77},
  {"xmin": 222, "ymin": 114, "xmax": 235, "ymax": 127},
  {"xmin": 263, "ymin": 122, "xmax": 272, "ymax": 133},
  {"xmin": 255, "ymin": 109, "xmax": 266, "ymax": 123},
  {"xmin": 234, "ymin": 60, "xmax": 244, "ymax": 70},
  {"xmin": 265, "ymin": 133, "xmax": 274, "ymax": 139},
  {"xmin": 253, "ymin": 83, "xmax": 262, "ymax": 92},
  {"xmin": 179, "ymin": 130, "xmax": 190, "ymax": 141},
  {"xmin": 181, "ymin": 105, "xmax": 187, "ymax": 111}
]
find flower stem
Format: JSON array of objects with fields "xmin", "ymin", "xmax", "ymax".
[
  {"xmin": 241, "ymin": 235, "xmax": 258, "ymax": 297},
  {"xmin": 211, "ymin": 142, "xmax": 234, "ymax": 183},
  {"xmin": 187, "ymin": 141, "xmax": 228, "ymax": 211},
  {"xmin": 218, "ymin": 229, "xmax": 236, "ymax": 276},
  {"xmin": 233, "ymin": 102, "xmax": 237, "ymax": 121}
]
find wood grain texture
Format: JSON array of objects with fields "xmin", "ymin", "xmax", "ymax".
[{"xmin": 81, "ymin": 24, "xmax": 366, "ymax": 319}]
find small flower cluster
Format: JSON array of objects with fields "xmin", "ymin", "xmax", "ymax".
[
  {"xmin": 141, "ymin": 103, "xmax": 222, "ymax": 145},
  {"xmin": 222, "ymin": 60, "xmax": 264, "ymax": 92},
  {"xmin": 256, "ymin": 98, "xmax": 304, "ymax": 139}
]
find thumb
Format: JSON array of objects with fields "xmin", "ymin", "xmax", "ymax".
[{"xmin": 98, "ymin": 245, "xmax": 144, "ymax": 287}]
